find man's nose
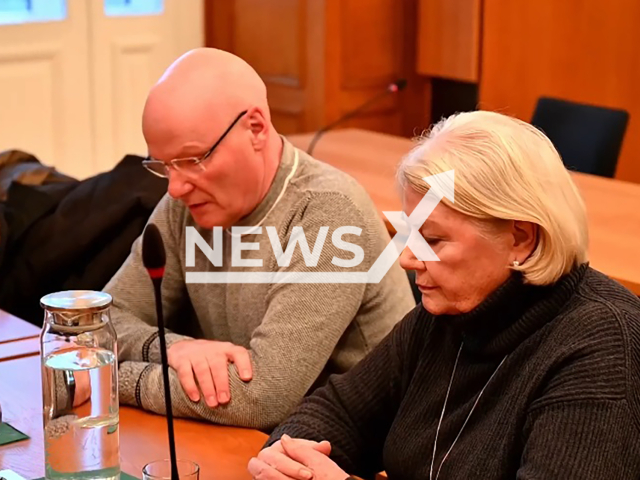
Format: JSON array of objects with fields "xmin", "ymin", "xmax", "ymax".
[{"xmin": 167, "ymin": 170, "xmax": 194, "ymax": 199}]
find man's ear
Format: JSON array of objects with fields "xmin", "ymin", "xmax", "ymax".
[{"xmin": 246, "ymin": 107, "xmax": 268, "ymax": 151}]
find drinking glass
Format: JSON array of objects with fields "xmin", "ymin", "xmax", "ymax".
[{"xmin": 142, "ymin": 460, "xmax": 200, "ymax": 480}]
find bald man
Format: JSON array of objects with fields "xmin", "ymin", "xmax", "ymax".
[{"xmin": 104, "ymin": 48, "xmax": 414, "ymax": 430}]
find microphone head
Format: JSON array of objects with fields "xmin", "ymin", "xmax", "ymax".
[
  {"xmin": 394, "ymin": 78, "xmax": 407, "ymax": 92},
  {"xmin": 142, "ymin": 223, "xmax": 166, "ymax": 272},
  {"xmin": 388, "ymin": 79, "xmax": 408, "ymax": 93}
]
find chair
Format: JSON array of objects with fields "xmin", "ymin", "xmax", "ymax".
[{"xmin": 530, "ymin": 97, "xmax": 629, "ymax": 178}]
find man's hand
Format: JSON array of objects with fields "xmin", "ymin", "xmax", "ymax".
[
  {"xmin": 248, "ymin": 436, "xmax": 333, "ymax": 480},
  {"xmin": 167, "ymin": 339, "xmax": 253, "ymax": 407}
]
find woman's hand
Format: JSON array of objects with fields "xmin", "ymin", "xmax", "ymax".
[
  {"xmin": 280, "ymin": 435, "xmax": 349, "ymax": 480},
  {"xmin": 248, "ymin": 434, "xmax": 349, "ymax": 480},
  {"xmin": 248, "ymin": 435, "xmax": 336, "ymax": 479}
]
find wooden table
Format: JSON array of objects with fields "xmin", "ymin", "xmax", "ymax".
[
  {"xmin": 0, "ymin": 355, "xmax": 267, "ymax": 479},
  {"xmin": 288, "ymin": 129, "xmax": 640, "ymax": 295},
  {"xmin": 0, "ymin": 310, "xmax": 40, "ymax": 362},
  {"xmin": 0, "ymin": 310, "xmax": 39, "ymax": 344}
]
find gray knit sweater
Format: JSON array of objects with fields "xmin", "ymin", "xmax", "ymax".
[{"xmin": 105, "ymin": 137, "xmax": 415, "ymax": 430}]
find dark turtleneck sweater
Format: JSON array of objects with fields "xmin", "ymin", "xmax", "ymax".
[{"xmin": 267, "ymin": 265, "xmax": 640, "ymax": 479}]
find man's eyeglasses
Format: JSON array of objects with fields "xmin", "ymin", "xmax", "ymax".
[{"xmin": 142, "ymin": 110, "xmax": 248, "ymax": 178}]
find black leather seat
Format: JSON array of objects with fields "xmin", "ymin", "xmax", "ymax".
[{"xmin": 531, "ymin": 97, "xmax": 629, "ymax": 178}]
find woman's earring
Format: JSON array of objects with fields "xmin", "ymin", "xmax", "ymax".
[{"xmin": 512, "ymin": 260, "xmax": 520, "ymax": 267}]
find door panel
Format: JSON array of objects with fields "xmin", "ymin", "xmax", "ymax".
[
  {"xmin": 89, "ymin": 0, "xmax": 204, "ymax": 173},
  {"xmin": 0, "ymin": 0, "xmax": 203, "ymax": 178},
  {"xmin": 0, "ymin": 0, "xmax": 94, "ymax": 178}
]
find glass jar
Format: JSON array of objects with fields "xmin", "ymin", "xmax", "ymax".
[{"xmin": 40, "ymin": 290, "xmax": 120, "ymax": 480}]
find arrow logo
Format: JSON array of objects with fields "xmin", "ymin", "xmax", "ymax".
[{"xmin": 366, "ymin": 170, "xmax": 455, "ymax": 282}]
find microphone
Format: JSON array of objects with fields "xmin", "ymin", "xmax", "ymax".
[
  {"xmin": 142, "ymin": 223, "xmax": 179, "ymax": 480},
  {"xmin": 306, "ymin": 79, "xmax": 407, "ymax": 156}
]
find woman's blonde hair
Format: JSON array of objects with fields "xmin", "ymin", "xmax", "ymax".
[{"xmin": 398, "ymin": 110, "xmax": 589, "ymax": 285}]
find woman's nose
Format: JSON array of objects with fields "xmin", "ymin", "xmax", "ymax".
[{"xmin": 399, "ymin": 246, "xmax": 426, "ymax": 272}]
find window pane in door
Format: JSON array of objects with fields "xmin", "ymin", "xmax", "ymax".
[
  {"xmin": 0, "ymin": 0, "xmax": 66, "ymax": 25},
  {"xmin": 0, "ymin": 0, "xmax": 29, "ymax": 13},
  {"xmin": 104, "ymin": 0, "xmax": 163, "ymax": 17}
]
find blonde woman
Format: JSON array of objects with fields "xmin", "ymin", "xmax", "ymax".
[{"xmin": 248, "ymin": 111, "xmax": 640, "ymax": 480}]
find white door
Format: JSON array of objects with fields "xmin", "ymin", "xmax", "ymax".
[
  {"xmin": 0, "ymin": 0, "xmax": 94, "ymax": 179},
  {"xmin": 0, "ymin": 0, "xmax": 203, "ymax": 179},
  {"xmin": 89, "ymin": 0, "xmax": 204, "ymax": 173}
]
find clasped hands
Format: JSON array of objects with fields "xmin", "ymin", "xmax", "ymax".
[{"xmin": 248, "ymin": 434, "xmax": 349, "ymax": 480}]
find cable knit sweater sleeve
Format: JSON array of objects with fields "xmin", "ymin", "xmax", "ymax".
[
  {"xmin": 105, "ymin": 194, "xmax": 192, "ymax": 365},
  {"xmin": 518, "ymin": 306, "xmax": 640, "ymax": 479},
  {"xmin": 519, "ymin": 400, "xmax": 639, "ymax": 479}
]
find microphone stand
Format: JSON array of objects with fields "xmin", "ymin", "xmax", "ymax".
[
  {"xmin": 307, "ymin": 80, "xmax": 407, "ymax": 156},
  {"xmin": 142, "ymin": 224, "xmax": 179, "ymax": 480},
  {"xmin": 151, "ymin": 275, "xmax": 179, "ymax": 480}
]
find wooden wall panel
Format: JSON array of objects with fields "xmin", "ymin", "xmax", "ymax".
[
  {"xmin": 204, "ymin": 0, "xmax": 233, "ymax": 52},
  {"xmin": 336, "ymin": 0, "xmax": 412, "ymax": 135},
  {"xmin": 205, "ymin": 0, "xmax": 308, "ymax": 135},
  {"xmin": 400, "ymin": 0, "xmax": 432, "ymax": 136},
  {"xmin": 416, "ymin": 0, "xmax": 481, "ymax": 82},
  {"xmin": 233, "ymin": 0, "xmax": 303, "ymax": 87},
  {"xmin": 270, "ymin": 113, "xmax": 303, "ymax": 133},
  {"xmin": 340, "ymin": 0, "xmax": 401, "ymax": 88},
  {"xmin": 204, "ymin": 0, "xmax": 429, "ymax": 137},
  {"xmin": 331, "ymin": 0, "xmax": 420, "ymax": 136},
  {"xmin": 303, "ymin": 0, "xmax": 329, "ymax": 130},
  {"xmin": 480, "ymin": 0, "xmax": 640, "ymax": 183},
  {"xmin": 266, "ymin": 84, "xmax": 305, "ymax": 132}
]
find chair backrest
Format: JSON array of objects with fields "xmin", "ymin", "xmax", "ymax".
[{"xmin": 530, "ymin": 97, "xmax": 629, "ymax": 178}]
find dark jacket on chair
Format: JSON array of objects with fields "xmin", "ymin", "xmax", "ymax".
[{"xmin": 0, "ymin": 153, "xmax": 167, "ymax": 324}]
